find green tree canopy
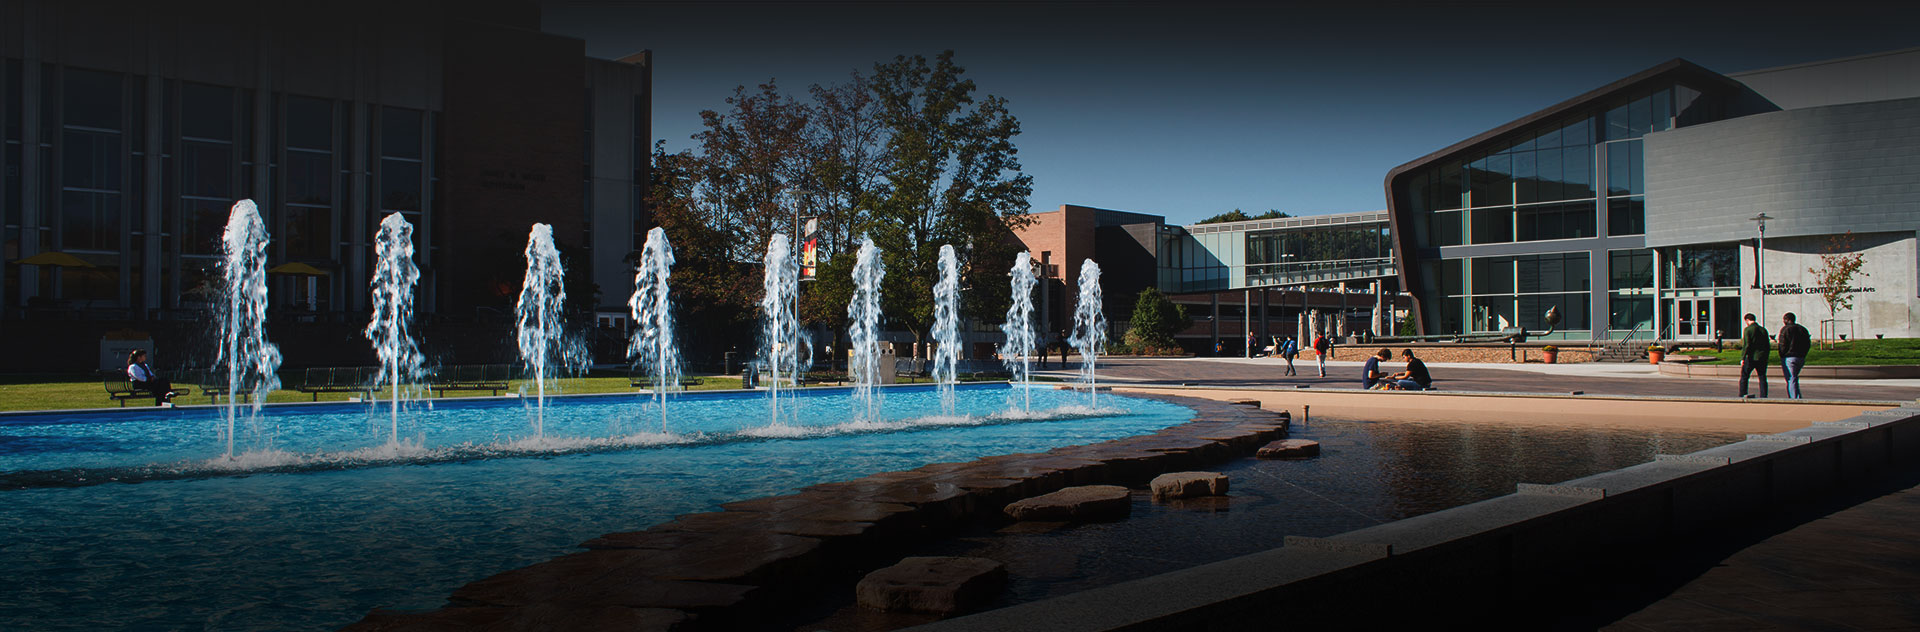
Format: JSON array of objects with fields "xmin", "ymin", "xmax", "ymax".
[
  {"xmin": 1124, "ymin": 287, "xmax": 1191, "ymax": 354},
  {"xmin": 1195, "ymin": 209, "xmax": 1292, "ymax": 225}
]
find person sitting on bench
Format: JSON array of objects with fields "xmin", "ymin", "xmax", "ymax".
[
  {"xmin": 126, "ymin": 349, "xmax": 178, "ymax": 406},
  {"xmin": 1389, "ymin": 349, "xmax": 1433, "ymax": 391}
]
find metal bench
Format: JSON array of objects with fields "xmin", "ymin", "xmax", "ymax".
[
  {"xmin": 294, "ymin": 367, "xmax": 378, "ymax": 401},
  {"xmin": 627, "ymin": 370, "xmax": 706, "ymax": 390},
  {"xmin": 105, "ymin": 375, "xmax": 193, "ymax": 406},
  {"xmin": 429, "ymin": 364, "xmax": 511, "ymax": 397}
]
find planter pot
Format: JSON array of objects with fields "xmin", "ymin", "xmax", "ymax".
[
  {"xmin": 1648, "ymin": 350, "xmax": 1665, "ymax": 364},
  {"xmin": 1543, "ymin": 351, "xmax": 1558, "ymax": 364}
]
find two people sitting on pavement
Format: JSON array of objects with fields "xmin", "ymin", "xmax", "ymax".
[{"xmin": 1362, "ymin": 348, "xmax": 1433, "ymax": 391}]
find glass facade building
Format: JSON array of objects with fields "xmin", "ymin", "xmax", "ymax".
[
  {"xmin": 1387, "ymin": 60, "xmax": 1748, "ymax": 340},
  {"xmin": 1157, "ymin": 211, "xmax": 1394, "ymax": 294}
]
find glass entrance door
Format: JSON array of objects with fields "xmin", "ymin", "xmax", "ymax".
[{"xmin": 1675, "ymin": 298, "xmax": 1713, "ymax": 340}]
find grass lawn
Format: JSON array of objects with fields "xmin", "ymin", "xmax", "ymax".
[
  {"xmin": 0, "ymin": 373, "xmax": 745, "ymax": 412},
  {"xmin": 1678, "ymin": 337, "xmax": 1920, "ymax": 366}
]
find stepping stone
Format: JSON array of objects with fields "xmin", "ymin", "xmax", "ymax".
[
  {"xmin": 1227, "ymin": 399, "xmax": 1261, "ymax": 407},
  {"xmin": 1150, "ymin": 471, "xmax": 1229, "ymax": 500},
  {"xmin": 1003, "ymin": 485, "xmax": 1132, "ymax": 522},
  {"xmin": 856, "ymin": 556, "xmax": 1008, "ymax": 616},
  {"xmin": 1257, "ymin": 439, "xmax": 1321, "ymax": 458}
]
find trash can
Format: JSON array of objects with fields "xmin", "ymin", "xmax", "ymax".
[{"xmin": 742, "ymin": 365, "xmax": 759, "ymax": 389}]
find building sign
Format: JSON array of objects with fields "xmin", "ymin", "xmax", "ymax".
[
  {"xmin": 479, "ymin": 169, "xmax": 548, "ymax": 190},
  {"xmin": 1761, "ymin": 282, "xmax": 1877, "ymax": 296}
]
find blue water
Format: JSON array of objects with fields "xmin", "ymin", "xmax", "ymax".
[{"xmin": 0, "ymin": 383, "xmax": 1193, "ymax": 631}]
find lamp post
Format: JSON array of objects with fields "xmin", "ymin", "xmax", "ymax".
[{"xmin": 1750, "ymin": 213, "xmax": 1772, "ymax": 322}]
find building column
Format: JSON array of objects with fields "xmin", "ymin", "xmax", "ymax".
[
  {"xmin": 1259, "ymin": 288, "xmax": 1269, "ymax": 345},
  {"xmin": 1243, "ymin": 289, "xmax": 1251, "ymax": 358},
  {"xmin": 1651, "ymin": 247, "xmax": 1665, "ymax": 342},
  {"xmin": 1338, "ymin": 282, "xmax": 1349, "ymax": 339},
  {"xmin": 1372, "ymin": 280, "xmax": 1384, "ymax": 338},
  {"xmin": 1210, "ymin": 293, "xmax": 1219, "ymax": 355}
]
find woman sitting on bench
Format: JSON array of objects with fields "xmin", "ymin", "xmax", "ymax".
[{"xmin": 127, "ymin": 349, "xmax": 179, "ymax": 406}]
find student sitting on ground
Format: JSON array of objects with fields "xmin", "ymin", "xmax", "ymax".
[
  {"xmin": 1390, "ymin": 349, "xmax": 1433, "ymax": 391},
  {"xmin": 1361, "ymin": 348, "xmax": 1393, "ymax": 389}
]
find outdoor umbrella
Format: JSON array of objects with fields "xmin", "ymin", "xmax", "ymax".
[
  {"xmin": 266, "ymin": 262, "xmax": 330, "ymax": 310},
  {"xmin": 11, "ymin": 251, "xmax": 103, "ymax": 306}
]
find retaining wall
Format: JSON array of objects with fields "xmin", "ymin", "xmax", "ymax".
[{"xmin": 1658, "ymin": 361, "xmax": 1920, "ymax": 379}]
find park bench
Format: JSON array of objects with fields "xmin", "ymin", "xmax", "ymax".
[
  {"xmin": 429, "ymin": 364, "xmax": 511, "ymax": 397},
  {"xmin": 626, "ymin": 370, "xmax": 706, "ymax": 390},
  {"xmin": 104, "ymin": 374, "xmax": 193, "ymax": 407},
  {"xmin": 295, "ymin": 367, "xmax": 378, "ymax": 401},
  {"xmin": 179, "ymin": 368, "xmax": 231, "ymax": 403}
]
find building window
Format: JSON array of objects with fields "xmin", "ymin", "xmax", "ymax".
[
  {"xmin": 178, "ymin": 82, "xmax": 234, "ymax": 256},
  {"xmin": 1450, "ymin": 252, "xmax": 1589, "ymax": 333},
  {"xmin": 379, "ymin": 106, "xmax": 423, "ymax": 215},
  {"xmin": 1608, "ymin": 249, "xmax": 1654, "ymax": 331}
]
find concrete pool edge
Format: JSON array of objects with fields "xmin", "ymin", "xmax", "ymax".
[
  {"xmin": 902, "ymin": 399, "xmax": 1920, "ymax": 631},
  {"xmin": 341, "ymin": 393, "xmax": 1285, "ymax": 631}
]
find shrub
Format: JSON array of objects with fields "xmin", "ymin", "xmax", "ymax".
[{"xmin": 1125, "ymin": 288, "xmax": 1191, "ymax": 352}]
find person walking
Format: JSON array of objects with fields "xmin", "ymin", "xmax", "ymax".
[
  {"xmin": 1738, "ymin": 312, "xmax": 1771, "ymax": 399},
  {"xmin": 1312, "ymin": 333, "xmax": 1331, "ymax": 377},
  {"xmin": 1777, "ymin": 312, "xmax": 1811, "ymax": 399},
  {"xmin": 1280, "ymin": 336, "xmax": 1299, "ymax": 376}
]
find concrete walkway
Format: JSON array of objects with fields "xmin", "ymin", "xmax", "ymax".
[{"xmin": 1034, "ymin": 356, "xmax": 1920, "ymax": 401}]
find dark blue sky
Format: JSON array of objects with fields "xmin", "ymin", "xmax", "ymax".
[{"xmin": 544, "ymin": 1, "xmax": 1918, "ymax": 225}]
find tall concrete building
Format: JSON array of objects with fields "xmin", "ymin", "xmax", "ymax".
[
  {"xmin": 1386, "ymin": 47, "xmax": 1920, "ymax": 341},
  {"xmin": 0, "ymin": 0, "xmax": 651, "ymax": 367}
]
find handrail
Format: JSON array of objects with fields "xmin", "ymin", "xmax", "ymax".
[{"xmin": 1606, "ymin": 322, "xmax": 1647, "ymax": 356}]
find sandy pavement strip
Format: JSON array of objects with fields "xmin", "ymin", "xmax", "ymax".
[{"xmin": 1117, "ymin": 385, "xmax": 1897, "ymax": 434}]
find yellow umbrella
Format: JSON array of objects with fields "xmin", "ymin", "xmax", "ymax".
[
  {"xmin": 266, "ymin": 262, "xmax": 330, "ymax": 276},
  {"xmin": 12, "ymin": 251, "xmax": 96, "ymax": 268}
]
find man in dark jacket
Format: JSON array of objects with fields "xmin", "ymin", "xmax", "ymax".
[
  {"xmin": 1739, "ymin": 312, "xmax": 1770, "ymax": 398},
  {"xmin": 1777, "ymin": 312, "xmax": 1812, "ymax": 399}
]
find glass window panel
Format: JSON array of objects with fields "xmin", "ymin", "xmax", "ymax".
[
  {"xmin": 286, "ymin": 96, "xmax": 332, "ymax": 151},
  {"xmin": 63, "ymin": 68, "xmax": 122, "ymax": 130},
  {"xmin": 1607, "ymin": 143, "xmax": 1631, "ymax": 196},
  {"xmin": 380, "ymin": 159, "xmax": 421, "ymax": 212},
  {"xmin": 1608, "ymin": 197, "xmax": 1645, "ymax": 236},
  {"xmin": 1485, "ymin": 154, "xmax": 1512, "ymax": 206},
  {"xmin": 381, "ymin": 107, "xmax": 422, "ymax": 159},
  {"xmin": 284, "ymin": 206, "xmax": 332, "ymax": 259},
  {"xmin": 1537, "ymin": 148, "xmax": 1563, "ymax": 202},
  {"xmin": 1440, "ymin": 259, "xmax": 1463, "ymax": 296},
  {"xmin": 1628, "ymin": 140, "xmax": 1644, "ymax": 194},
  {"xmin": 62, "ymin": 129, "xmax": 121, "ymax": 191},
  {"xmin": 1604, "ymin": 104, "xmax": 1630, "ymax": 141},
  {"xmin": 1564, "ymin": 146, "xmax": 1592, "ymax": 199},
  {"xmin": 180, "ymin": 83, "xmax": 233, "ymax": 141},
  {"xmin": 1429, "ymin": 210, "xmax": 1462, "ymax": 247},
  {"xmin": 1569, "ymin": 201, "xmax": 1595, "ymax": 238},
  {"xmin": 1565, "ymin": 117, "xmax": 1591, "ymax": 147},
  {"xmin": 1473, "ymin": 257, "xmax": 1514, "ymax": 295},
  {"xmin": 1467, "ymin": 156, "xmax": 1489, "ymax": 208},
  {"xmin": 1675, "ymin": 85, "xmax": 1705, "ymax": 126},
  {"xmin": 1536, "ymin": 124, "xmax": 1560, "ymax": 150},
  {"xmin": 181, "ymin": 141, "xmax": 231, "ymax": 198},
  {"xmin": 1610, "ymin": 249, "xmax": 1653, "ymax": 290},
  {"xmin": 60, "ymin": 190, "xmax": 119, "ymax": 250},
  {"xmin": 1651, "ymin": 88, "xmax": 1672, "ymax": 132},
  {"xmin": 185, "ymin": 198, "xmax": 228, "ymax": 255},
  {"xmin": 1568, "ymin": 253, "xmax": 1590, "ymax": 291},
  {"xmin": 6, "ymin": 59, "xmax": 22, "ymax": 140},
  {"xmin": 1629, "ymin": 96, "xmax": 1651, "ymax": 137},
  {"xmin": 1471, "ymin": 296, "xmax": 1517, "ymax": 331},
  {"xmin": 1470, "ymin": 208, "xmax": 1512, "ymax": 245},
  {"xmin": 1408, "ymin": 171, "xmax": 1428, "ymax": 214},
  {"xmin": 287, "ymin": 151, "xmax": 331, "ymax": 205},
  {"xmin": 1440, "ymin": 296, "xmax": 1464, "ymax": 334},
  {"xmin": 1512, "ymin": 150, "xmax": 1536, "ymax": 204},
  {"xmin": 1436, "ymin": 161, "xmax": 1463, "ymax": 210}
]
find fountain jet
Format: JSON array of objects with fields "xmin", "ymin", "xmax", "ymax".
[
  {"xmin": 516, "ymin": 223, "xmax": 566, "ymax": 437},
  {"xmin": 931, "ymin": 245, "xmax": 962, "ymax": 415},
  {"xmin": 216, "ymin": 200, "xmax": 283, "ymax": 459},
  {"xmin": 1000, "ymin": 251, "xmax": 1037, "ymax": 413},
  {"xmin": 847, "ymin": 238, "xmax": 886, "ymax": 423},
  {"xmin": 366, "ymin": 213, "xmax": 423, "ymax": 445},
  {"xmin": 1068, "ymin": 259, "xmax": 1106, "ymax": 408},
  {"xmin": 760, "ymin": 234, "xmax": 800, "ymax": 427},
  {"xmin": 628, "ymin": 226, "xmax": 680, "ymax": 433}
]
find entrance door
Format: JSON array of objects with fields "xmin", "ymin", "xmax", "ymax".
[{"xmin": 1675, "ymin": 298, "xmax": 1713, "ymax": 340}]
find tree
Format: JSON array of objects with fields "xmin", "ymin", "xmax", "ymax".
[
  {"xmin": 1195, "ymin": 209, "xmax": 1292, "ymax": 225},
  {"xmin": 863, "ymin": 51, "xmax": 1034, "ymax": 358},
  {"xmin": 1124, "ymin": 287, "xmax": 1191, "ymax": 354},
  {"xmin": 645, "ymin": 142, "xmax": 762, "ymax": 362},
  {"xmin": 691, "ymin": 81, "xmax": 813, "ymax": 263},
  {"xmin": 1808, "ymin": 231, "xmax": 1869, "ymax": 327}
]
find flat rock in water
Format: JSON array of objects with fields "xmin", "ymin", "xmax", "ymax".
[
  {"xmin": 856, "ymin": 556, "xmax": 1008, "ymax": 616},
  {"xmin": 1003, "ymin": 485, "xmax": 1132, "ymax": 522},
  {"xmin": 1150, "ymin": 471, "xmax": 1229, "ymax": 500},
  {"xmin": 1257, "ymin": 439, "xmax": 1321, "ymax": 458}
]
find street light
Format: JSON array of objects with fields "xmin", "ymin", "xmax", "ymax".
[{"xmin": 1751, "ymin": 213, "xmax": 1772, "ymax": 322}]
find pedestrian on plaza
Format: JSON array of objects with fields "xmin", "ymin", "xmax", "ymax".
[
  {"xmin": 1247, "ymin": 331, "xmax": 1259, "ymax": 357},
  {"xmin": 1312, "ymin": 333, "xmax": 1331, "ymax": 377},
  {"xmin": 1739, "ymin": 312, "xmax": 1771, "ymax": 398},
  {"xmin": 1777, "ymin": 312, "xmax": 1811, "ymax": 399},
  {"xmin": 1391, "ymin": 349, "xmax": 1434, "ymax": 391},
  {"xmin": 1280, "ymin": 336, "xmax": 1299, "ymax": 376}
]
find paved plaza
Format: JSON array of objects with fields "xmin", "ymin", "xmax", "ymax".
[{"xmin": 1035, "ymin": 356, "xmax": 1920, "ymax": 402}]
